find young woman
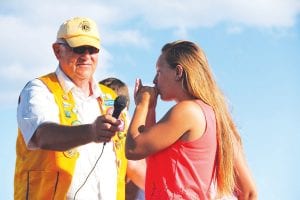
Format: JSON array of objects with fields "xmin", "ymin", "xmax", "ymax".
[{"xmin": 125, "ymin": 40, "xmax": 257, "ymax": 199}]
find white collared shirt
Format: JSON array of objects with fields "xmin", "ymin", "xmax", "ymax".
[{"xmin": 17, "ymin": 67, "xmax": 117, "ymax": 200}]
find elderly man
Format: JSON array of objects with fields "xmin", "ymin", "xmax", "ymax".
[{"xmin": 14, "ymin": 17, "xmax": 143, "ymax": 200}]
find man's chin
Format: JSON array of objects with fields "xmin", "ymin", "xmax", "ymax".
[
  {"xmin": 76, "ymin": 68, "xmax": 93, "ymax": 75},
  {"xmin": 75, "ymin": 72, "xmax": 93, "ymax": 80}
]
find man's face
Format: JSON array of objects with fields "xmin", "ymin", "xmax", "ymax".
[{"xmin": 53, "ymin": 42, "xmax": 99, "ymax": 84}]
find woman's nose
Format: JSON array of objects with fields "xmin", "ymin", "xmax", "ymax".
[{"xmin": 153, "ymin": 74, "xmax": 157, "ymax": 84}]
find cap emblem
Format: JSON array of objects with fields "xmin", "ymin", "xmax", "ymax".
[{"xmin": 80, "ymin": 20, "xmax": 91, "ymax": 32}]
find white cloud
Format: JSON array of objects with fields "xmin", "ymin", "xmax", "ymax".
[
  {"xmin": 0, "ymin": 63, "xmax": 47, "ymax": 81},
  {"xmin": 222, "ymin": 0, "xmax": 300, "ymax": 27},
  {"xmin": 103, "ymin": 29, "xmax": 150, "ymax": 47},
  {"xmin": 104, "ymin": 0, "xmax": 299, "ymax": 30},
  {"xmin": 95, "ymin": 47, "xmax": 115, "ymax": 80},
  {"xmin": 226, "ymin": 26, "xmax": 243, "ymax": 34},
  {"xmin": 173, "ymin": 26, "xmax": 189, "ymax": 39},
  {"xmin": 2, "ymin": 0, "xmax": 299, "ymax": 48},
  {"xmin": 0, "ymin": 16, "xmax": 58, "ymax": 83},
  {"xmin": 1, "ymin": 0, "xmax": 299, "ymax": 105},
  {"xmin": 0, "ymin": 90, "xmax": 20, "ymax": 106}
]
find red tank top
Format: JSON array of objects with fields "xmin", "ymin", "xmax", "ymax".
[{"xmin": 145, "ymin": 100, "xmax": 217, "ymax": 200}]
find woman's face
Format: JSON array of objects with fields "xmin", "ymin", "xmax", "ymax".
[{"xmin": 153, "ymin": 54, "xmax": 177, "ymax": 101}]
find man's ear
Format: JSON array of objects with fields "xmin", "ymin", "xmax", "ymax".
[
  {"xmin": 175, "ymin": 65, "xmax": 184, "ymax": 81},
  {"xmin": 52, "ymin": 43, "xmax": 61, "ymax": 59}
]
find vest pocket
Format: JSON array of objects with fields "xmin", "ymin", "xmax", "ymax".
[{"xmin": 26, "ymin": 170, "xmax": 59, "ymax": 200}]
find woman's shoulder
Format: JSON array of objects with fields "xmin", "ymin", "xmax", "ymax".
[
  {"xmin": 170, "ymin": 100, "xmax": 206, "ymax": 141},
  {"xmin": 173, "ymin": 100, "xmax": 203, "ymax": 113},
  {"xmin": 170, "ymin": 100, "xmax": 205, "ymax": 122}
]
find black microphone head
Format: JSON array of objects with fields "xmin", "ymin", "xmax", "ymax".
[{"xmin": 112, "ymin": 95, "xmax": 128, "ymax": 118}]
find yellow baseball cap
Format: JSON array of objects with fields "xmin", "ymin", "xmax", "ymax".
[{"xmin": 57, "ymin": 17, "xmax": 100, "ymax": 49}]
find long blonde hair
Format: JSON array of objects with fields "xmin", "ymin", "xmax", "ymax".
[{"xmin": 161, "ymin": 40, "xmax": 241, "ymax": 196}]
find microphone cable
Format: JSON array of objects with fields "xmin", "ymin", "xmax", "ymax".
[
  {"xmin": 73, "ymin": 95, "xmax": 127, "ymax": 199},
  {"xmin": 73, "ymin": 143, "xmax": 105, "ymax": 200}
]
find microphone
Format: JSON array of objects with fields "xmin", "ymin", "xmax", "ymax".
[
  {"xmin": 104, "ymin": 95, "xmax": 128, "ymax": 146},
  {"xmin": 112, "ymin": 95, "xmax": 128, "ymax": 119}
]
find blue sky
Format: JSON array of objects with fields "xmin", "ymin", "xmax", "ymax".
[{"xmin": 1, "ymin": 0, "xmax": 300, "ymax": 199}]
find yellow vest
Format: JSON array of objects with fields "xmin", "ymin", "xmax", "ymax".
[
  {"xmin": 14, "ymin": 73, "xmax": 127, "ymax": 200},
  {"xmin": 100, "ymin": 81, "xmax": 128, "ymax": 200}
]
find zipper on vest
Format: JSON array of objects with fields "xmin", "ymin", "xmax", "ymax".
[
  {"xmin": 26, "ymin": 171, "xmax": 29, "ymax": 200},
  {"xmin": 52, "ymin": 171, "xmax": 59, "ymax": 200}
]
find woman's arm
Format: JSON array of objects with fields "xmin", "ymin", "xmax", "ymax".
[
  {"xmin": 126, "ymin": 159, "xmax": 146, "ymax": 190},
  {"xmin": 234, "ymin": 145, "xmax": 258, "ymax": 200},
  {"xmin": 126, "ymin": 99, "xmax": 205, "ymax": 160}
]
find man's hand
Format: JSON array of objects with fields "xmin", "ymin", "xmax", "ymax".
[{"xmin": 91, "ymin": 114, "xmax": 122, "ymax": 143}]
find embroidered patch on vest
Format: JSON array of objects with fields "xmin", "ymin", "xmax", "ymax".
[{"xmin": 63, "ymin": 149, "xmax": 78, "ymax": 158}]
